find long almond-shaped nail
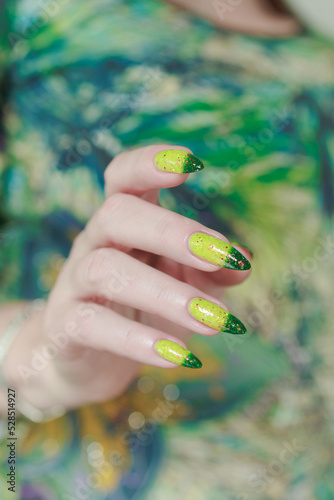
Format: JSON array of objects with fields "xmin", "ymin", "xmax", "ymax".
[
  {"xmin": 230, "ymin": 241, "xmax": 253, "ymax": 259},
  {"xmin": 189, "ymin": 232, "xmax": 251, "ymax": 270},
  {"xmin": 154, "ymin": 149, "xmax": 204, "ymax": 173},
  {"xmin": 156, "ymin": 340, "xmax": 202, "ymax": 368},
  {"xmin": 189, "ymin": 298, "xmax": 246, "ymax": 334}
]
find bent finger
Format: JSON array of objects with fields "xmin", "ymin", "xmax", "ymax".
[
  {"xmin": 79, "ymin": 194, "xmax": 251, "ymax": 273},
  {"xmin": 69, "ymin": 248, "xmax": 247, "ymax": 335},
  {"xmin": 50, "ymin": 301, "xmax": 203, "ymax": 369},
  {"xmin": 104, "ymin": 144, "xmax": 204, "ymax": 197}
]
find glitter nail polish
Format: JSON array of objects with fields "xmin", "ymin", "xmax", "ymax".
[
  {"xmin": 154, "ymin": 149, "xmax": 204, "ymax": 173},
  {"xmin": 189, "ymin": 298, "xmax": 246, "ymax": 334},
  {"xmin": 189, "ymin": 232, "xmax": 251, "ymax": 270},
  {"xmin": 156, "ymin": 340, "xmax": 202, "ymax": 368},
  {"xmin": 229, "ymin": 241, "xmax": 253, "ymax": 259}
]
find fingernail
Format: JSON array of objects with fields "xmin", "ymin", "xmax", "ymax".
[
  {"xmin": 154, "ymin": 149, "xmax": 204, "ymax": 173},
  {"xmin": 156, "ymin": 340, "xmax": 202, "ymax": 368},
  {"xmin": 189, "ymin": 232, "xmax": 251, "ymax": 270},
  {"xmin": 230, "ymin": 241, "xmax": 253, "ymax": 259},
  {"xmin": 189, "ymin": 298, "xmax": 246, "ymax": 334}
]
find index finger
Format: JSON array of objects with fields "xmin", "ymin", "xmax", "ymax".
[{"xmin": 104, "ymin": 144, "xmax": 204, "ymax": 197}]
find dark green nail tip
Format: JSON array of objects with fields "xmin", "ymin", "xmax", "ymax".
[
  {"xmin": 182, "ymin": 352, "xmax": 203, "ymax": 369},
  {"xmin": 221, "ymin": 314, "xmax": 247, "ymax": 335},
  {"xmin": 230, "ymin": 241, "xmax": 254, "ymax": 259},
  {"xmin": 183, "ymin": 153, "xmax": 205, "ymax": 173},
  {"xmin": 225, "ymin": 247, "xmax": 251, "ymax": 271},
  {"xmin": 189, "ymin": 233, "xmax": 251, "ymax": 270}
]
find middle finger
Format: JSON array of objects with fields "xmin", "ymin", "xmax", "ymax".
[{"xmin": 71, "ymin": 247, "xmax": 247, "ymax": 335}]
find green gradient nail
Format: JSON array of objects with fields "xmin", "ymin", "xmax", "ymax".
[
  {"xmin": 189, "ymin": 298, "xmax": 246, "ymax": 334},
  {"xmin": 230, "ymin": 241, "xmax": 253, "ymax": 259},
  {"xmin": 154, "ymin": 149, "xmax": 204, "ymax": 173},
  {"xmin": 156, "ymin": 340, "xmax": 202, "ymax": 368},
  {"xmin": 189, "ymin": 232, "xmax": 251, "ymax": 270}
]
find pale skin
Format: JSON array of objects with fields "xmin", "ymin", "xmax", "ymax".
[
  {"xmin": 165, "ymin": 0, "xmax": 300, "ymax": 37},
  {"xmin": 0, "ymin": 0, "xmax": 299, "ymax": 415}
]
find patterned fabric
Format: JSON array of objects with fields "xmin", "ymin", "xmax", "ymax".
[{"xmin": 1, "ymin": 0, "xmax": 334, "ymax": 498}]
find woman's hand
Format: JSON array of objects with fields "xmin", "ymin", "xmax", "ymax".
[{"xmin": 5, "ymin": 145, "xmax": 251, "ymax": 412}]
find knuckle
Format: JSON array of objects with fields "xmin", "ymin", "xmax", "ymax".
[
  {"xmin": 121, "ymin": 322, "xmax": 138, "ymax": 353},
  {"xmin": 74, "ymin": 312, "xmax": 94, "ymax": 342},
  {"xmin": 103, "ymin": 153, "xmax": 122, "ymax": 182},
  {"xmin": 103, "ymin": 159, "xmax": 113, "ymax": 185},
  {"xmin": 155, "ymin": 213, "xmax": 178, "ymax": 243},
  {"xmin": 84, "ymin": 248, "xmax": 114, "ymax": 285},
  {"xmin": 68, "ymin": 231, "xmax": 86, "ymax": 258},
  {"xmin": 154, "ymin": 285, "xmax": 166, "ymax": 303},
  {"xmin": 64, "ymin": 303, "xmax": 99, "ymax": 344},
  {"xmin": 71, "ymin": 231, "xmax": 84, "ymax": 250},
  {"xmin": 104, "ymin": 153, "xmax": 124, "ymax": 185},
  {"xmin": 97, "ymin": 193, "xmax": 133, "ymax": 227}
]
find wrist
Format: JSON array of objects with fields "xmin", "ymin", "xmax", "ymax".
[{"xmin": 1, "ymin": 301, "xmax": 66, "ymax": 420}]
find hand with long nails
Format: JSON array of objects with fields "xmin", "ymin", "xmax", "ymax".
[{"xmin": 3, "ymin": 145, "xmax": 252, "ymax": 412}]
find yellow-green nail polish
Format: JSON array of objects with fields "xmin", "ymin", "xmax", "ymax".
[
  {"xmin": 189, "ymin": 232, "xmax": 251, "ymax": 271},
  {"xmin": 154, "ymin": 149, "xmax": 204, "ymax": 173},
  {"xmin": 189, "ymin": 298, "xmax": 246, "ymax": 334},
  {"xmin": 156, "ymin": 340, "xmax": 202, "ymax": 368}
]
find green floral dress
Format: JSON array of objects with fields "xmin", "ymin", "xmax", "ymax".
[{"xmin": 1, "ymin": 0, "xmax": 334, "ymax": 499}]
